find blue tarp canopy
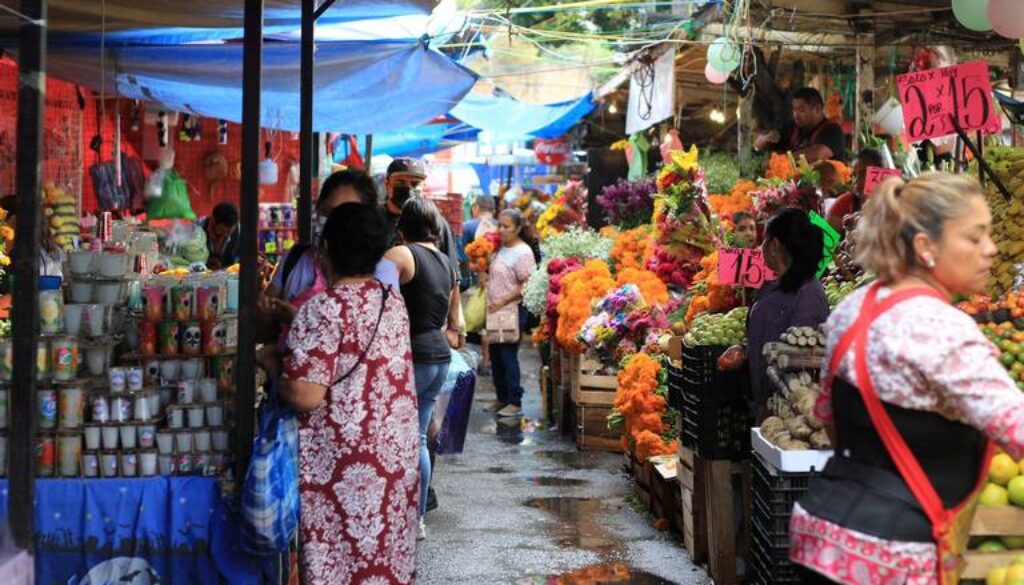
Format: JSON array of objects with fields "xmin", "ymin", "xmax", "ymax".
[
  {"xmin": 451, "ymin": 91, "xmax": 596, "ymax": 139},
  {"xmin": 0, "ymin": 0, "xmax": 439, "ymax": 46},
  {"xmin": 334, "ymin": 124, "xmax": 479, "ymax": 160},
  {"xmin": 42, "ymin": 40, "xmax": 477, "ymax": 135}
]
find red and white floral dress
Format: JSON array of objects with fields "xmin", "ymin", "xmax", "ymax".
[
  {"xmin": 790, "ymin": 286, "xmax": 1024, "ymax": 585},
  {"xmin": 283, "ymin": 280, "xmax": 420, "ymax": 585}
]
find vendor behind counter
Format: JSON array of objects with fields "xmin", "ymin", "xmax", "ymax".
[
  {"xmin": 197, "ymin": 203, "xmax": 240, "ymax": 270},
  {"xmin": 754, "ymin": 87, "xmax": 848, "ymax": 164},
  {"xmin": 724, "ymin": 209, "xmax": 830, "ymax": 419}
]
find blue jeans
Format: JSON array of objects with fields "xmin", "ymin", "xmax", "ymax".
[
  {"xmin": 490, "ymin": 342, "xmax": 522, "ymax": 407},
  {"xmin": 413, "ymin": 361, "xmax": 449, "ymax": 517}
]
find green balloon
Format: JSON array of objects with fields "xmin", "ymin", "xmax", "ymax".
[
  {"xmin": 952, "ymin": 0, "xmax": 992, "ymax": 32},
  {"xmin": 707, "ymin": 37, "xmax": 742, "ymax": 73}
]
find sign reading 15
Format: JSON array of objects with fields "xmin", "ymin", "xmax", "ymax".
[{"xmin": 718, "ymin": 247, "xmax": 775, "ymax": 289}]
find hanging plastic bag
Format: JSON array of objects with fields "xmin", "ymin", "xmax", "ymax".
[
  {"xmin": 240, "ymin": 382, "xmax": 300, "ymax": 555},
  {"xmin": 463, "ymin": 286, "xmax": 486, "ymax": 333},
  {"xmin": 147, "ymin": 170, "xmax": 197, "ymax": 220}
]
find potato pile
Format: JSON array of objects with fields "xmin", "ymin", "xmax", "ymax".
[{"xmin": 761, "ymin": 326, "xmax": 832, "ymax": 451}]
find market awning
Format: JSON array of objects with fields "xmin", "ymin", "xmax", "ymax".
[
  {"xmin": 451, "ymin": 91, "xmax": 596, "ymax": 140},
  {"xmin": 0, "ymin": 0, "xmax": 439, "ymax": 45},
  {"xmin": 41, "ymin": 40, "xmax": 477, "ymax": 135}
]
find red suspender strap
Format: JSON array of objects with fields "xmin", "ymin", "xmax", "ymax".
[{"xmin": 825, "ymin": 283, "xmax": 954, "ymax": 536}]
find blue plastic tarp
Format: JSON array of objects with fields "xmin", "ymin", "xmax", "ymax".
[
  {"xmin": 44, "ymin": 41, "xmax": 477, "ymax": 135},
  {"xmin": 452, "ymin": 91, "xmax": 596, "ymax": 139},
  {"xmin": 334, "ymin": 124, "xmax": 479, "ymax": 160},
  {"xmin": 4, "ymin": 0, "xmax": 438, "ymax": 46}
]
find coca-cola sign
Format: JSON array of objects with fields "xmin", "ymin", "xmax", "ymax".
[{"xmin": 534, "ymin": 137, "xmax": 571, "ymax": 166}]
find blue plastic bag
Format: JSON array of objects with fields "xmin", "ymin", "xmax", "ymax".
[{"xmin": 240, "ymin": 382, "xmax": 300, "ymax": 555}]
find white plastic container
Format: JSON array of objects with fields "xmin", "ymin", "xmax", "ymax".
[{"xmin": 751, "ymin": 427, "xmax": 833, "ymax": 473}]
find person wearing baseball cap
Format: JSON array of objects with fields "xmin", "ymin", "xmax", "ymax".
[{"xmin": 382, "ymin": 158, "xmax": 461, "ymax": 273}]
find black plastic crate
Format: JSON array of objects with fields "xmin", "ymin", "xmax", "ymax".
[
  {"xmin": 680, "ymin": 393, "xmax": 752, "ymax": 460},
  {"xmin": 752, "ymin": 510, "xmax": 792, "ymax": 549},
  {"xmin": 679, "ymin": 344, "xmax": 746, "ymax": 402},
  {"xmin": 668, "ymin": 364, "xmax": 684, "ymax": 411},
  {"xmin": 750, "ymin": 535, "xmax": 801, "ymax": 585}
]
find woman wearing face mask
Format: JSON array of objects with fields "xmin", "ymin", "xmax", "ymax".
[
  {"xmin": 722, "ymin": 208, "xmax": 830, "ymax": 420},
  {"xmin": 790, "ymin": 173, "xmax": 1024, "ymax": 584},
  {"xmin": 484, "ymin": 209, "xmax": 538, "ymax": 418},
  {"xmin": 257, "ymin": 169, "xmax": 400, "ymax": 342}
]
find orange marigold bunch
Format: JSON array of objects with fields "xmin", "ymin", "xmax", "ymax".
[
  {"xmin": 615, "ymin": 267, "xmax": 668, "ymax": 307},
  {"xmin": 708, "ymin": 181, "xmax": 756, "ymax": 227},
  {"xmin": 556, "ymin": 259, "xmax": 615, "ymax": 353},
  {"xmin": 684, "ymin": 250, "xmax": 739, "ymax": 325},
  {"xmin": 613, "ymin": 353, "xmax": 677, "ymax": 460},
  {"xmin": 766, "ymin": 152, "xmax": 795, "ymax": 181},
  {"xmin": 610, "ymin": 226, "xmax": 653, "ymax": 273},
  {"xmin": 465, "ymin": 232, "xmax": 499, "ymax": 273},
  {"xmin": 827, "ymin": 160, "xmax": 852, "ymax": 187}
]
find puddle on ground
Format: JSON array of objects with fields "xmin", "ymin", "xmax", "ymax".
[
  {"xmin": 534, "ymin": 450, "xmax": 603, "ymax": 469},
  {"xmin": 523, "ymin": 476, "xmax": 590, "ymax": 488},
  {"xmin": 515, "ymin": 562, "xmax": 676, "ymax": 584},
  {"xmin": 525, "ymin": 497, "xmax": 621, "ymax": 555},
  {"xmin": 485, "ymin": 466, "xmax": 514, "ymax": 474},
  {"xmin": 480, "ymin": 417, "xmax": 540, "ymax": 445}
]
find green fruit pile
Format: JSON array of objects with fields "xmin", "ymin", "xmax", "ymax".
[
  {"xmin": 823, "ymin": 273, "xmax": 873, "ymax": 310},
  {"xmin": 978, "ymin": 146, "xmax": 1024, "ymax": 295},
  {"xmin": 683, "ymin": 307, "xmax": 748, "ymax": 347}
]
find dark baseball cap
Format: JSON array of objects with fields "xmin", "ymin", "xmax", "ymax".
[{"xmin": 386, "ymin": 157, "xmax": 427, "ymax": 179}]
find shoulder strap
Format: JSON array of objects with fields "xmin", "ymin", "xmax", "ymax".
[
  {"xmin": 281, "ymin": 244, "xmax": 311, "ymax": 289},
  {"xmin": 334, "ymin": 280, "xmax": 389, "ymax": 385},
  {"xmin": 827, "ymin": 282, "xmax": 964, "ymax": 536}
]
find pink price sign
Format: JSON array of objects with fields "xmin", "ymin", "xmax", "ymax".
[
  {"xmin": 717, "ymin": 247, "xmax": 776, "ymax": 289},
  {"xmin": 896, "ymin": 60, "xmax": 1001, "ymax": 143},
  {"xmin": 862, "ymin": 167, "xmax": 902, "ymax": 196}
]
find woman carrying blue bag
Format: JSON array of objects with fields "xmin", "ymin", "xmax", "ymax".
[{"xmin": 255, "ymin": 203, "xmax": 420, "ymax": 585}]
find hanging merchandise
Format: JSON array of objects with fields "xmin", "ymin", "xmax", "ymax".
[
  {"xmin": 988, "ymin": 0, "xmax": 1024, "ymax": 39},
  {"xmin": 707, "ymin": 37, "xmax": 742, "ymax": 73},
  {"xmin": 627, "ymin": 133, "xmax": 650, "ymax": 181},
  {"xmin": 333, "ymin": 134, "xmax": 365, "ymax": 170},
  {"xmin": 660, "ymin": 128, "xmax": 683, "ymax": 164},
  {"xmin": 147, "ymin": 171, "xmax": 197, "ymax": 221},
  {"xmin": 218, "ymin": 119, "xmax": 228, "ymax": 145},
  {"xmin": 179, "ymin": 114, "xmax": 192, "ymax": 143},
  {"xmin": 952, "ymin": 0, "xmax": 993, "ymax": 32},
  {"xmin": 626, "ymin": 49, "xmax": 676, "ymax": 135},
  {"xmin": 258, "ymin": 144, "xmax": 278, "ymax": 186},
  {"xmin": 705, "ymin": 63, "xmax": 730, "ymax": 85}
]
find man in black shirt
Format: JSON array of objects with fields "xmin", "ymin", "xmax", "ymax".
[
  {"xmin": 383, "ymin": 158, "xmax": 460, "ymax": 272},
  {"xmin": 754, "ymin": 87, "xmax": 848, "ymax": 163}
]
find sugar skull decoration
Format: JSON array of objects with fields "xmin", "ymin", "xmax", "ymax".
[
  {"xmin": 170, "ymin": 286, "xmax": 193, "ymax": 322},
  {"xmin": 181, "ymin": 322, "xmax": 202, "ymax": 356},
  {"xmin": 202, "ymin": 320, "xmax": 229, "ymax": 355},
  {"xmin": 197, "ymin": 287, "xmax": 221, "ymax": 321}
]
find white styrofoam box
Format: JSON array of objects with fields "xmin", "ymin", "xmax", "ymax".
[{"xmin": 751, "ymin": 427, "xmax": 833, "ymax": 474}]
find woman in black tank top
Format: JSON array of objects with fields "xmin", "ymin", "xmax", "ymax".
[{"xmin": 384, "ymin": 197, "xmax": 459, "ymax": 540}]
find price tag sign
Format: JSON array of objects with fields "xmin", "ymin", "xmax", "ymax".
[
  {"xmin": 896, "ymin": 60, "xmax": 1002, "ymax": 143},
  {"xmin": 809, "ymin": 211, "xmax": 841, "ymax": 278},
  {"xmin": 718, "ymin": 247, "xmax": 776, "ymax": 289},
  {"xmin": 862, "ymin": 167, "xmax": 902, "ymax": 196}
]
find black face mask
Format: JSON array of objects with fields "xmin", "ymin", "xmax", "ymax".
[{"xmin": 391, "ymin": 185, "xmax": 419, "ymax": 209}]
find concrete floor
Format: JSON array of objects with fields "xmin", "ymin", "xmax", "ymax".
[{"xmin": 415, "ymin": 344, "xmax": 712, "ymax": 585}]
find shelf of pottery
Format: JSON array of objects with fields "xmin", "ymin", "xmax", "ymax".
[{"xmin": 0, "ymin": 248, "xmax": 241, "ymax": 480}]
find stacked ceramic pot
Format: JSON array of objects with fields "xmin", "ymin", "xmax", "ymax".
[{"xmin": 121, "ymin": 273, "xmax": 238, "ymax": 477}]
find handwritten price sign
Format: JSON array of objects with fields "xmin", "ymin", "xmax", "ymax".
[
  {"xmin": 718, "ymin": 247, "xmax": 776, "ymax": 289},
  {"xmin": 896, "ymin": 60, "xmax": 1001, "ymax": 143},
  {"xmin": 863, "ymin": 167, "xmax": 902, "ymax": 196}
]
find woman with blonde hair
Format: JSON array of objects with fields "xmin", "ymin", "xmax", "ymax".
[{"xmin": 790, "ymin": 172, "xmax": 1024, "ymax": 584}]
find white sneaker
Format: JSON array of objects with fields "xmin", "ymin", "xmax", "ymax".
[
  {"xmin": 483, "ymin": 401, "xmax": 505, "ymax": 413},
  {"xmin": 417, "ymin": 518, "xmax": 427, "ymax": 541},
  {"xmin": 496, "ymin": 404, "xmax": 523, "ymax": 418}
]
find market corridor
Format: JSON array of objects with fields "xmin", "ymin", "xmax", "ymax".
[{"xmin": 415, "ymin": 345, "xmax": 711, "ymax": 585}]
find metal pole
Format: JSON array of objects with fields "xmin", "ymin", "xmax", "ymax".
[
  {"xmin": 365, "ymin": 134, "xmax": 373, "ymax": 173},
  {"xmin": 235, "ymin": 0, "xmax": 263, "ymax": 482},
  {"xmin": 11, "ymin": 0, "xmax": 46, "ymax": 551},
  {"xmin": 298, "ymin": 0, "xmax": 314, "ymax": 245}
]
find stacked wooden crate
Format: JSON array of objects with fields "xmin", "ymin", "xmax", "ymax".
[{"xmin": 572, "ymin": 358, "xmax": 621, "ymax": 453}]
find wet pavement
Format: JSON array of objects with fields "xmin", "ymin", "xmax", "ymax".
[{"xmin": 415, "ymin": 344, "xmax": 711, "ymax": 585}]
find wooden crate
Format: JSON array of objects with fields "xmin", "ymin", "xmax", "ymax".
[
  {"xmin": 678, "ymin": 444, "xmax": 708, "ymax": 563},
  {"xmin": 964, "ymin": 507, "xmax": 1024, "ymax": 579},
  {"xmin": 572, "ymin": 358, "xmax": 618, "ymax": 407},
  {"xmin": 575, "ymin": 403, "xmax": 623, "ymax": 453},
  {"xmin": 700, "ymin": 458, "xmax": 751, "ymax": 585},
  {"xmin": 650, "ymin": 456, "xmax": 683, "ymax": 535}
]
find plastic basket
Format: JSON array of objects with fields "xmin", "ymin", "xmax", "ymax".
[
  {"xmin": 679, "ymin": 344, "xmax": 746, "ymax": 402},
  {"xmin": 680, "ymin": 392, "xmax": 752, "ymax": 460},
  {"xmin": 750, "ymin": 535, "xmax": 802, "ymax": 585}
]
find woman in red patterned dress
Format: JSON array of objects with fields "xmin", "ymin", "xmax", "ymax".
[{"xmin": 281, "ymin": 203, "xmax": 420, "ymax": 585}]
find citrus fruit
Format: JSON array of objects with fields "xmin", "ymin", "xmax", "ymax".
[
  {"xmin": 1006, "ymin": 564, "xmax": 1024, "ymax": 585},
  {"xmin": 981, "ymin": 483, "xmax": 1011, "ymax": 507},
  {"xmin": 1009, "ymin": 476, "xmax": 1024, "ymax": 507},
  {"xmin": 991, "ymin": 454, "xmax": 1021, "ymax": 486},
  {"xmin": 989, "ymin": 566, "xmax": 1008, "ymax": 585}
]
